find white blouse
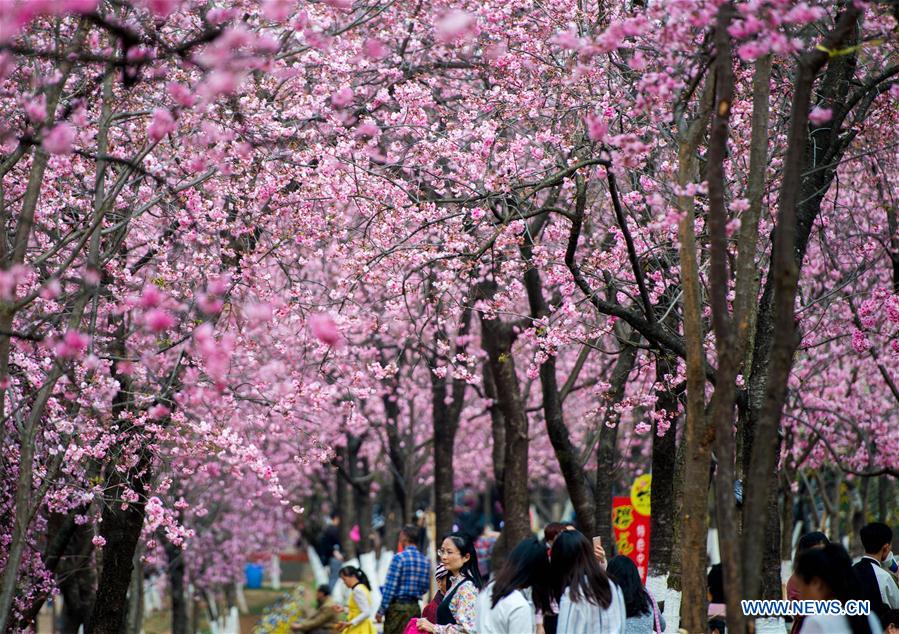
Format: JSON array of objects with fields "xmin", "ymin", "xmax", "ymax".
[
  {"xmin": 349, "ymin": 585, "xmax": 375, "ymax": 626},
  {"xmin": 557, "ymin": 580, "xmax": 626, "ymax": 634},
  {"xmin": 476, "ymin": 583, "xmax": 535, "ymax": 633}
]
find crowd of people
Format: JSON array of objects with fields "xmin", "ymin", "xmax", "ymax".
[
  {"xmin": 709, "ymin": 522, "xmax": 899, "ymax": 634},
  {"xmin": 292, "ymin": 521, "xmax": 662, "ymax": 634},
  {"xmin": 286, "ymin": 520, "xmax": 899, "ymax": 634}
]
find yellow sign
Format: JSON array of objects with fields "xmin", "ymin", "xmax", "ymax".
[
  {"xmin": 630, "ymin": 474, "xmax": 652, "ymax": 516},
  {"xmin": 612, "ymin": 504, "xmax": 634, "ymax": 531}
]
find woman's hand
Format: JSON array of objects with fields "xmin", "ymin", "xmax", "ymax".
[
  {"xmin": 593, "ymin": 541, "xmax": 607, "ymax": 568},
  {"xmin": 335, "ymin": 622, "xmax": 349, "ymax": 631},
  {"xmin": 416, "ymin": 618, "xmax": 437, "ymax": 633}
]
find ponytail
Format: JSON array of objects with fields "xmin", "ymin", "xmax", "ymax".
[{"xmin": 339, "ymin": 565, "xmax": 371, "ymax": 591}]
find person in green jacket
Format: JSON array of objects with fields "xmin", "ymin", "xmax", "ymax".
[{"xmin": 292, "ymin": 585, "xmax": 340, "ymax": 633}]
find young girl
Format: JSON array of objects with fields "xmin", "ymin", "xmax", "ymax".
[{"xmin": 336, "ymin": 566, "xmax": 376, "ymax": 634}]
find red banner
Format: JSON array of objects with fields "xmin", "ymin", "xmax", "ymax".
[{"xmin": 612, "ymin": 496, "xmax": 651, "ymax": 583}]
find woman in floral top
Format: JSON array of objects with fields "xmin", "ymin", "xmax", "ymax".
[{"xmin": 417, "ymin": 533, "xmax": 483, "ymax": 634}]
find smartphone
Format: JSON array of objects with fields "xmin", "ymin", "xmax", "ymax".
[{"xmin": 592, "ymin": 535, "xmax": 602, "ymax": 548}]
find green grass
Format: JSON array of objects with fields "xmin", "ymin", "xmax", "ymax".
[{"xmin": 141, "ymin": 584, "xmax": 315, "ymax": 634}]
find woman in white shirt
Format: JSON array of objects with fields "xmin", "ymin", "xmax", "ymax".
[
  {"xmin": 549, "ymin": 530, "xmax": 626, "ymax": 634},
  {"xmin": 794, "ymin": 543, "xmax": 882, "ymax": 634},
  {"xmin": 477, "ymin": 536, "xmax": 554, "ymax": 633}
]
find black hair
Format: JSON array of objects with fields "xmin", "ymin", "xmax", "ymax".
[
  {"xmin": 708, "ymin": 564, "xmax": 725, "ymax": 604},
  {"xmin": 797, "ymin": 531, "xmax": 829, "ymax": 555},
  {"xmin": 339, "ymin": 565, "xmax": 371, "ymax": 591},
  {"xmin": 442, "ymin": 532, "xmax": 483, "ymax": 589},
  {"xmin": 549, "ymin": 530, "xmax": 612, "ymax": 608},
  {"xmin": 708, "ymin": 617, "xmax": 726, "ymax": 633},
  {"xmin": 491, "ymin": 536, "xmax": 553, "ymax": 612},
  {"xmin": 401, "ymin": 524, "xmax": 422, "ymax": 545},
  {"xmin": 860, "ymin": 522, "xmax": 893, "ymax": 555},
  {"xmin": 794, "ymin": 543, "xmax": 872, "ymax": 634},
  {"xmin": 884, "ymin": 608, "xmax": 899, "ymax": 628},
  {"xmin": 543, "ymin": 522, "xmax": 565, "ymax": 544},
  {"xmin": 316, "ymin": 584, "xmax": 331, "ymax": 595},
  {"xmin": 607, "ymin": 555, "xmax": 650, "ymax": 618}
]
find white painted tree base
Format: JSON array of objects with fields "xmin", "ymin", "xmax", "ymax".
[
  {"xmin": 756, "ymin": 616, "xmax": 787, "ymax": 633},
  {"xmin": 663, "ymin": 588, "xmax": 681, "ymax": 633}
]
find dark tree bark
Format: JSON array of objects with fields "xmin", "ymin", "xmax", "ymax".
[
  {"xmin": 481, "ymin": 316, "xmax": 530, "ymax": 569},
  {"xmin": 483, "ymin": 362, "xmax": 506, "ymax": 507},
  {"xmin": 382, "ymin": 384, "xmax": 414, "ymax": 526},
  {"xmin": 335, "ymin": 448, "xmax": 353, "ymax": 556},
  {"xmin": 648, "ymin": 354, "xmax": 680, "ymax": 584},
  {"xmin": 522, "ymin": 212, "xmax": 595, "ymax": 534},
  {"xmin": 57, "ymin": 520, "xmax": 96, "ymax": 634},
  {"xmin": 86, "ymin": 464, "xmax": 148, "ymax": 634},
  {"xmin": 166, "ymin": 541, "xmax": 189, "ymax": 634},
  {"xmin": 431, "ymin": 308, "xmax": 473, "ymax": 540},
  {"xmin": 743, "ymin": 7, "xmax": 862, "ymax": 604},
  {"xmin": 125, "ymin": 555, "xmax": 144, "ymax": 634},
  {"xmin": 594, "ymin": 342, "xmax": 638, "ymax": 547},
  {"xmin": 351, "ymin": 449, "xmax": 373, "ymax": 558}
]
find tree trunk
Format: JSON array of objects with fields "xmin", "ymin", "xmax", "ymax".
[
  {"xmin": 86, "ymin": 466, "xmax": 148, "ymax": 634},
  {"xmin": 383, "ymin": 391, "xmax": 409, "ymax": 525},
  {"xmin": 743, "ymin": 10, "xmax": 861, "ymax": 604},
  {"xmin": 594, "ymin": 342, "xmax": 638, "ymax": 547},
  {"xmin": 481, "ymin": 317, "xmax": 530, "ymax": 565},
  {"xmin": 676, "ymin": 122, "xmax": 713, "ymax": 634},
  {"xmin": 166, "ymin": 541, "xmax": 189, "ymax": 634},
  {"xmin": 521, "ymin": 250, "xmax": 595, "ymax": 534},
  {"xmin": 57, "ymin": 521, "xmax": 96, "ymax": 634},
  {"xmin": 125, "ymin": 556, "xmax": 144, "ymax": 634},
  {"xmin": 483, "ymin": 362, "xmax": 506, "ymax": 509},
  {"xmin": 352, "ymin": 465, "xmax": 373, "ymax": 556},
  {"xmin": 432, "ymin": 393, "xmax": 457, "ymax": 541},
  {"xmin": 335, "ymin": 451, "xmax": 353, "ymax": 557},
  {"xmin": 648, "ymin": 355, "xmax": 680, "ymax": 592}
]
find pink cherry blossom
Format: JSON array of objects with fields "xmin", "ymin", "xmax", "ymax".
[
  {"xmin": 309, "ymin": 313, "xmax": 341, "ymax": 347},
  {"xmin": 42, "ymin": 122, "xmax": 75, "ymax": 154},
  {"xmin": 435, "ymin": 10, "xmax": 476, "ymax": 43},
  {"xmin": 262, "ymin": 0, "xmax": 293, "ymax": 22},
  {"xmin": 144, "ymin": 0, "xmax": 178, "ymax": 18},
  {"xmin": 809, "ymin": 106, "xmax": 833, "ymax": 125},
  {"xmin": 585, "ymin": 114, "xmax": 608, "ymax": 142},
  {"xmin": 330, "ymin": 87, "xmax": 354, "ymax": 109},
  {"xmin": 167, "ymin": 82, "xmax": 196, "ymax": 107},
  {"xmin": 145, "ymin": 309, "xmax": 176, "ymax": 333},
  {"xmin": 139, "ymin": 285, "xmax": 165, "ymax": 309},
  {"xmin": 55, "ymin": 331, "xmax": 90, "ymax": 359},
  {"xmin": 362, "ymin": 38, "xmax": 389, "ymax": 60},
  {"xmin": 24, "ymin": 95, "xmax": 46, "ymax": 123},
  {"xmin": 148, "ymin": 404, "xmax": 170, "ymax": 419},
  {"xmin": 147, "ymin": 108, "xmax": 176, "ymax": 141},
  {"xmin": 323, "ymin": 0, "xmax": 353, "ymax": 10}
]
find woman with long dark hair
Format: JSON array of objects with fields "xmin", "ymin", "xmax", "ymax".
[
  {"xmin": 416, "ymin": 532, "xmax": 483, "ymax": 634},
  {"xmin": 606, "ymin": 556, "xmax": 665, "ymax": 633},
  {"xmin": 476, "ymin": 536, "xmax": 553, "ymax": 633},
  {"xmin": 336, "ymin": 566, "xmax": 376, "ymax": 634},
  {"xmin": 794, "ymin": 543, "xmax": 879, "ymax": 634},
  {"xmin": 550, "ymin": 530, "xmax": 625, "ymax": 633},
  {"xmin": 787, "ymin": 531, "xmax": 830, "ymax": 634}
]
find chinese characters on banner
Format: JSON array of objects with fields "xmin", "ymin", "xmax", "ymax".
[{"xmin": 612, "ymin": 474, "xmax": 652, "ymax": 583}]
